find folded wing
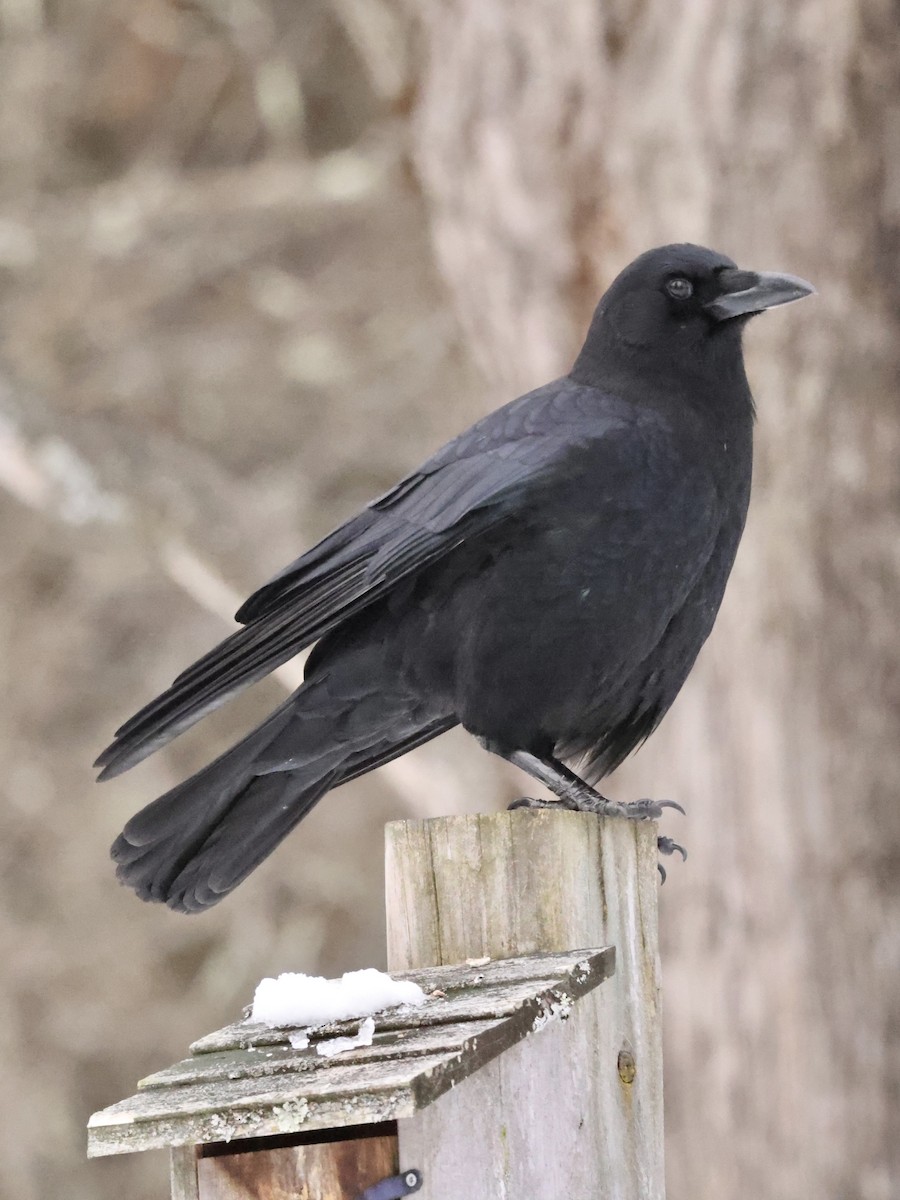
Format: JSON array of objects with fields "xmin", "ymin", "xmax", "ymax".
[{"xmin": 95, "ymin": 382, "xmax": 605, "ymax": 779}]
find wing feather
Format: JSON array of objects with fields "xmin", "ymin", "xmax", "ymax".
[{"xmin": 96, "ymin": 379, "xmax": 624, "ymax": 778}]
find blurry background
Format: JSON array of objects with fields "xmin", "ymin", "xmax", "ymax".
[{"xmin": 1, "ymin": 2, "xmax": 897, "ymax": 1198}]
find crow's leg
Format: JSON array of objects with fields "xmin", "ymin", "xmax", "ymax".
[
  {"xmin": 495, "ymin": 748, "xmax": 687, "ymax": 881},
  {"xmin": 502, "ymin": 750, "xmax": 626, "ymax": 818},
  {"xmin": 502, "ymin": 750, "xmax": 685, "ymax": 821}
]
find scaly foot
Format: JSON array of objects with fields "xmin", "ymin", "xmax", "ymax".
[
  {"xmin": 508, "ymin": 794, "xmax": 687, "ymax": 883},
  {"xmin": 508, "ymin": 792, "xmax": 625, "ymax": 819}
]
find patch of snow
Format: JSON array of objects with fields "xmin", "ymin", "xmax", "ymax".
[
  {"xmin": 288, "ymin": 1031, "xmax": 309, "ymax": 1050},
  {"xmin": 316, "ymin": 1016, "xmax": 376, "ymax": 1058},
  {"xmin": 251, "ymin": 967, "xmax": 426, "ymax": 1028}
]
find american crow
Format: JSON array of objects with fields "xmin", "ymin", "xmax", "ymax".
[{"xmin": 97, "ymin": 244, "xmax": 814, "ymax": 911}]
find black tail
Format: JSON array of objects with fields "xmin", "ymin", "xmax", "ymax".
[{"xmin": 111, "ymin": 676, "xmax": 455, "ymax": 913}]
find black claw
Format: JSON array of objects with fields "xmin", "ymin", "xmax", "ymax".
[
  {"xmin": 657, "ymin": 835, "xmax": 688, "ymax": 861},
  {"xmin": 657, "ymin": 833, "xmax": 687, "ymax": 884},
  {"xmin": 631, "ymin": 797, "xmax": 686, "ymax": 818},
  {"xmin": 508, "ymin": 796, "xmax": 542, "ymax": 810},
  {"xmin": 657, "ymin": 799, "xmax": 686, "ymax": 816}
]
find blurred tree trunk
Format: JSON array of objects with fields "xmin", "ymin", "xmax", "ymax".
[{"xmin": 394, "ymin": 2, "xmax": 900, "ymax": 1197}]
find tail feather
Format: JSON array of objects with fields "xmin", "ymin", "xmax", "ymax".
[
  {"xmin": 111, "ymin": 698, "xmax": 299, "ymax": 906},
  {"xmin": 151, "ymin": 768, "xmax": 339, "ymax": 913},
  {"xmin": 111, "ymin": 681, "xmax": 455, "ymax": 913}
]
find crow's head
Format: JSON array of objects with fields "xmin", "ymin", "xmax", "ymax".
[{"xmin": 573, "ymin": 243, "xmax": 814, "ymax": 382}]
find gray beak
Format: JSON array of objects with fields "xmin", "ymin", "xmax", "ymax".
[{"xmin": 705, "ymin": 268, "xmax": 816, "ymax": 321}]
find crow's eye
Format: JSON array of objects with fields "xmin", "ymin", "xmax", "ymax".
[{"xmin": 666, "ymin": 277, "xmax": 693, "ymax": 300}]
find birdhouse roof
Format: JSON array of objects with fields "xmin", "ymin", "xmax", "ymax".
[{"xmin": 87, "ymin": 946, "xmax": 613, "ymax": 1158}]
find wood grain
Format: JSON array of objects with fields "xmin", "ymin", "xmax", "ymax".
[
  {"xmin": 386, "ymin": 809, "xmax": 664, "ymax": 1200},
  {"xmin": 170, "ymin": 1145, "xmax": 200, "ymax": 1200},
  {"xmin": 196, "ymin": 1133, "xmax": 397, "ymax": 1200}
]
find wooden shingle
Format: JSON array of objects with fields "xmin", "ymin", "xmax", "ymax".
[{"xmin": 87, "ymin": 946, "xmax": 614, "ymax": 1158}]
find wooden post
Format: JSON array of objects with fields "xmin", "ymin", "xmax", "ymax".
[{"xmin": 385, "ymin": 809, "xmax": 664, "ymax": 1200}]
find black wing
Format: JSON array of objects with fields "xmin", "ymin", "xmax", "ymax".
[{"xmin": 96, "ymin": 379, "xmax": 623, "ymax": 778}]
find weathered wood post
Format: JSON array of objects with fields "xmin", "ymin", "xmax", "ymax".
[
  {"xmin": 386, "ymin": 809, "xmax": 664, "ymax": 1199},
  {"xmin": 88, "ymin": 807, "xmax": 660, "ymax": 1198}
]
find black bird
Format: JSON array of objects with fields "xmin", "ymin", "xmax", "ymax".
[{"xmin": 97, "ymin": 244, "xmax": 814, "ymax": 912}]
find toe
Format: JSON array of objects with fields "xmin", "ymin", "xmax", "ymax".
[
  {"xmin": 508, "ymin": 796, "xmax": 580, "ymax": 812},
  {"xmin": 657, "ymin": 799, "xmax": 686, "ymax": 816},
  {"xmin": 627, "ymin": 798, "xmax": 686, "ymax": 820},
  {"xmin": 508, "ymin": 796, "xmax": 543, "ymax": 810},
  {"xmin": 657, "ymin": 835, "xmax": 688, "ymax": 861},
  {"xmin": 622, "ymin": 799, "xmax": 661, "ymax": 820}
]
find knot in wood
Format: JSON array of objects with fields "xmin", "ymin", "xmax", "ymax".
[{"xmin": 617, "ymin": 1046, "xmax": 637, "ymax": 1085}]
